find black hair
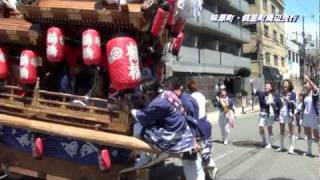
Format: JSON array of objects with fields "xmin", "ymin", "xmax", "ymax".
[
  {"xmin": 163, "ymin": 76, "xmax": 183, "ymax": 90},
  {"xmin": 170, "ymin": 76, "xmax": 183, "ymax": 90},
  {"xmin": 140, "ymin": 78, "xmax": 160, "ymax": 94},
  {"xmin": 282, "ymin": 79, "xmax": 294, "ymax": 92},
  {"xmin": 264, "ymin": 82, "xmax": 274, "ymax": 93}
]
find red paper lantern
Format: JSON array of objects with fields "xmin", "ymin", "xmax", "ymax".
[
  {"xmin": 98, "ymin": 149, "xmax": 111, "ymax": 171},
  {"xmin": 106, "ymin": 36, "xmax": 141, "ymax": 90},
  {"xmin": 172, "ymin": 17, "xmax": 185, "ymax": 37},
  {"xmin": 20, "ymin": 50, "xmax": 37, "ymax": 84},
  {"xmin": 46, "ymin": 27, "xmax": 64, "ymax": 62},
  {"xmin": 166, "ymin": 0, "xmax": 177, "ymax": 27},
  {"xmin": 172, "ymin": 32, "xmax": 184, "ymax": 55},
  {"xmin": 151, "ymin": 4, "xmax": 170, "ymax": 37},
  {"xmin": 82, "ymin": 29, "xmax": 102, "ymax": 65},
  {"xmin": 32, "ymin": 137, "xmax": 44, "ymax": 159},
  {"xmin": 0, "ymin": 47, "xmax": 8, "ymax": 79}
]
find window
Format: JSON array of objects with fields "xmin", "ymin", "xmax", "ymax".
[
  {"xmin": 296, "ymin": 54, "xmax": 299, "ymax": 63},
  {"xmin": 244, "ymin": 53, "xmax": 258, "ymax": 60},
  {"xmin": 266, "ymin": 52, "xmax": 270, "ymax": 65},
  {"xmin": 274, "ymin": 55, "xmax": 278, "ymax": 66},
  {"xmin": 280, "ymin": 34, "xmax": 284, "ymax": 44},
  {"xmin": 271, "ymin": 5, "xmax": 276, "ymax": 14},
  {"xmin": 199, "ymin": 34, "xmax": 219, "ymax": 50},
  {"xmin": 263, "ymin": 0, "xmax": 267, "ymax": 9},
  {"xmin": 288, "ymin": 50, "xmax": 291, "ymax": 60},
  {"xmin": 246, "ymin": 24, "xmax": 257, "ymax": 33},
  {"xmin": 247, "ymin": 0, "xmax": 255, "ymax": 5},
  {"xmin": 292, "ymin": 52, "xmax": 295, "ymax": 62},
  {"xmin": 273, "ymin": 30, "xmax": 277, "ymax": 41},
  {"xmin": 182, "ymin": 30, "xmax": 198, "ymax": 47},
  {"xmin": 264, "ymin": 25, "xmax": 269, "ymax": 37},
  {"xmin": 281, "ymin": 57, "xmax": 285, "ymax": 67}
]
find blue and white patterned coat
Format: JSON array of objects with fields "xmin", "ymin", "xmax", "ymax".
[{"xmin": 136, "ymin": 90, "xmax": 194, "ymax": 154}]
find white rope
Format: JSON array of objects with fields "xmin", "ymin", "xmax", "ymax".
[{"xmin": 0, "ymin": 173, "xmax": 7, "ymax": 180}]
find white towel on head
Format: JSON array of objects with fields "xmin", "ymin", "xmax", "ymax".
[{"xmin": 1, "ymin": 0, "xmax": 17, "ymax": 10}]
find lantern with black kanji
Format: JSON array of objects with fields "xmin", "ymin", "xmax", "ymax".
[
  {"xmin": 106, "ymin": 36, "xmax": 141, "ymax": 90},
  {"xmin": 82, "ymin": 29, "xmax": 102, "ymax": 65},
  {"xmin": 46, "ymin": 27, "xmax": 64, "ymax": 63},
  {"xmin": 0, "ymin": 47, "xmax": 8, "ymax": 79},
  {"xmin": 20, "ymin": 50, "xmax": 37, "ymax": 84}
]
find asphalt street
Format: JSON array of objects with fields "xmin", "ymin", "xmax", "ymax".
[{"xmin": 151, "ymin": 112, "xmax": 320, "ymax": 180}]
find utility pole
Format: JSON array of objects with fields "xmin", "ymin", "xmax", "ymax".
[
  {"xmin": 316, "ymin": 33, "xmax": 319, "ymax": 54},
  {"xmin": 252, "ymin": 27, "xmax": 263, "ymax": 111}
]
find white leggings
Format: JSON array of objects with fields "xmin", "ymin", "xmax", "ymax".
[
  {"xmin": 218, "ymin": 113, "xmax": 230, "ymax": 141},
  {"xmin": 182, "ymin": 154, "xmax": 205, "ymax": 180}
]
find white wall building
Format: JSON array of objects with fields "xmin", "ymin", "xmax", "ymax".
[{"xmin": 286, "ymin": 40, "xmax": 300, "ymax": 79}]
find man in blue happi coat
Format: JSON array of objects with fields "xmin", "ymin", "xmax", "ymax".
[
  {"xmin": 131, "ymin": 78, "xmax": 206, "ymax": 180},
  {"xmin": 166, "ymin": 76, "xmax": 218, "ymax": 180}
]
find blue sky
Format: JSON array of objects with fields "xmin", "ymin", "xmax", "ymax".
[{"xmin": 285, "ymin": 0, "xmax": 319, "ymax": 41}]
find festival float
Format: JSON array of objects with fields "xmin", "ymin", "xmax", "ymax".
[{"xmin": 0, "ymin": 0, "xmax": 190, "ymax": 179}]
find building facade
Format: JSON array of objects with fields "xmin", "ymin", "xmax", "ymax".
[
  {"xmin": 166, "ymin": 0, "xmax": 251, "ymax": 99},
  {"xmin": 243, "ymin": 0, "xmax": 286, "ymax": 87},
  {"xmin": 286, "ymin": 40, "xmax": 301, "ymax": 92}
]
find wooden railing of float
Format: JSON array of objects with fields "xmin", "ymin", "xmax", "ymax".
[{"xmin": 0, "ymin": 78, "xmax": 133, "ymax": 135}]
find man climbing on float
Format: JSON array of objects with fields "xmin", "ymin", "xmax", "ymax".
[{"xmin": 131, "ymin": 78, "xmax": 206, "ymax": 180}]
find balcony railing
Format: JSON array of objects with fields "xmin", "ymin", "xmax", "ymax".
[{"xmin": 187, "ymin": 9, "xmax": 250, "ymax": 43}]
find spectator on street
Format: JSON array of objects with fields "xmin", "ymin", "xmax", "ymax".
[
  {"xmin": 213, "ymin": 83, "xmax": 235, "ymax": 145},
  {"xmin": 188, "ymin": 79, "xmax": 219, "ymax": 180}
]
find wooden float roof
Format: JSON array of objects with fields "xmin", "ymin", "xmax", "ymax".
[
  {"xmin": 0, "ymin": 17, "xmax": 40, "ymax": 45},
  {"xmin": 18, "ymin": 0, "xmax": 149, "ymax": 31}
]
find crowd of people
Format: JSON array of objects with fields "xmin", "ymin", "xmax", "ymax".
[
  {"xmin": 130, "ymin": 77, "xmax": 218, "ymax": 180},
  {"xmin": 129, "ymin": 74, "xmax": 320, "ymax": 180},
  {"xmin": 250, "ymin": 75, "xmax": 319, "ymax": 157}
]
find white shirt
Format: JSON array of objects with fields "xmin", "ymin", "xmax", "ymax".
[
  {"xmin": 191, "ymin": 92, "xmax": 206, "ymax": 119},
  {"xmin": 280, "ymin": 94, "xmax": 289, "ymax": 117},
  {"xmin": 265, "ymin": 94, "xmax": 275, "ymax": 116},
  {"xmin": 304, "ymin": 93, "xmax": 315, "ymax": 115}
]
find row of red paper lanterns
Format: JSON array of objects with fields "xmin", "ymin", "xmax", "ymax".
[{"xmin": 0, "ymin": 0, "xmax": 185, "ymax": 89}]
